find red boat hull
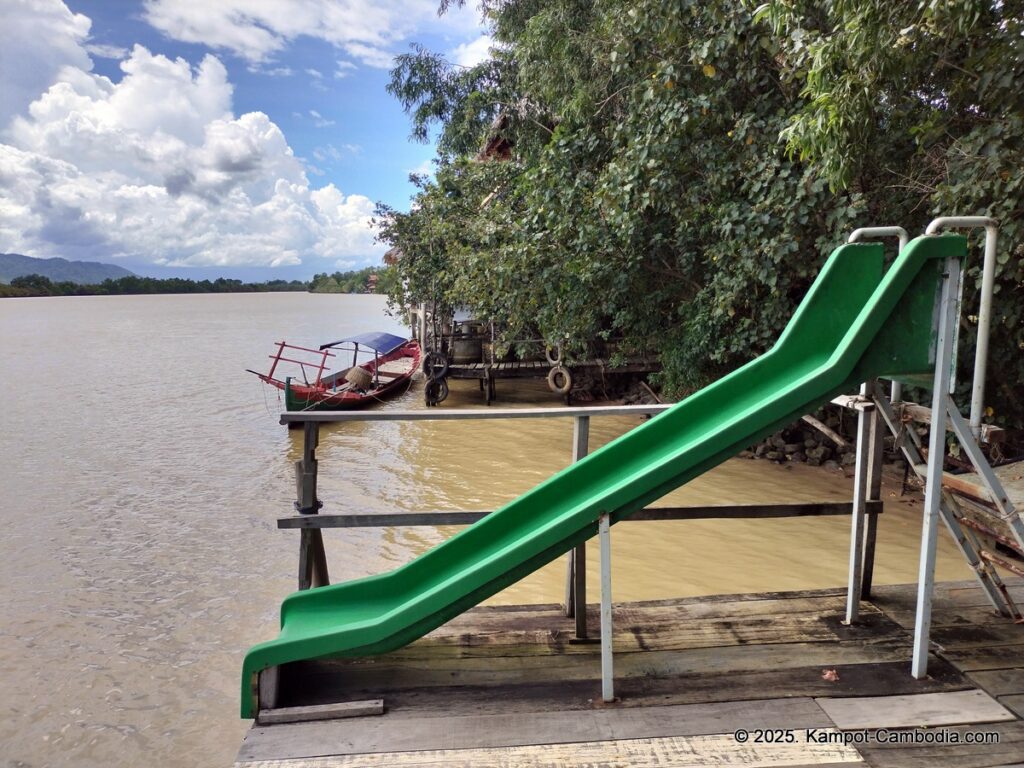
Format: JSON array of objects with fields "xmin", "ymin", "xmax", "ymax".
[{"xmin": 255, "ymin": 340, "xmax": 421, "ymax": 410}]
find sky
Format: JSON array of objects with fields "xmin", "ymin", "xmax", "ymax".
[{"xmin": 0, "ymin": 0, "xmax": 491, "ymax": 279}]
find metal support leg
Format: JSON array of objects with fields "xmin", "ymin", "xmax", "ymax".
[
  {"xmin": 599, "ymin": 512, "xmax": 614, "ymax": 702},
  {"xmin": 846, "ymin": 383, "xmax": 873, "ymax": 624},
  {"xmin": 862, "ymin": 397, "xmax": 884, "ymax": 599},
  {"xmin": 565, "ymin": 416, "xmax": 590, "ymax": 640},
  {"xmin": 912, "ymin": 255, "xmax": 961, "ymax": 679},
  {"xmin": 874, "ymin": 393, "xmax": 1010, "ymax": 616}
]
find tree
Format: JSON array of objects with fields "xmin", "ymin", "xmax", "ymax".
[{"xmin": 379, "ymin": 0, "xmax": 1024, "ymax": 425}]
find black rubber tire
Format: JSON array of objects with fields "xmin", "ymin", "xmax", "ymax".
[
  {"xmin": 434, "ymin": 377, "xmax": 449, "ymax": 404},
  {"xmin": 422, "ymin": 350, "xmax": 450, "ymax": 380},
  {"xmin": 546, "ymin": 365, "xmax": 573, "ymax": 395},
  {"xmin": 424, "ymin": 377, "xmax": 450, "ymax": 406}
]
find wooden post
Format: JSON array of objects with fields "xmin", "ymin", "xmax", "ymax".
[
  {"xmin": 296, "ymin": 421, "xmax": 329, "ymax": 590},
  {"xmin": 565, "ymin": 416, "xmax": 590, "ymax": 640}
]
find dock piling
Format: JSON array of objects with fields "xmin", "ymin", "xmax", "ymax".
[{"xmin": 296, "ymin": 421, "xmax": 329, "ymax": 590}]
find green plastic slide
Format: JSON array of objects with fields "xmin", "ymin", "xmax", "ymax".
[{"xmin": 241, "ymin": 234, "xmax": 966, "ymax": 717}]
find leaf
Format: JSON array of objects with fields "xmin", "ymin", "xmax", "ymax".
[{"xmin": 702, "ymin": 63, "xmax": 717, "ymax": 77}]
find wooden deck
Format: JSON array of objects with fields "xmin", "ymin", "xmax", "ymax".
[
  {"xmin": 448, "ymin": 356, "xmax": 661, "ymax": 379},
  {"xmin": 236, "ymin": 579, "xmax": 1024, "ymax": 767}
]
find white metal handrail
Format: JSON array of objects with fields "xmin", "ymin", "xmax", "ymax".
[
  {"xmin": 925, "ymin": 216, "xmax": 998, "ymax": 439},
  {"xmin": 847, "ymin": 225, "xmax": 911, "ymax": 405}
]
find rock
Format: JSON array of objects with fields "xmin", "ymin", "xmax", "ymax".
[
  {"xmin": 804, "ymin": 438, "xmax": 818, "ymax": 449},
  {"xmin": 791, "ymin": 451, "xmax": 807, "ymax": 462},
  {"xmin": 771, "ymin": 434, "xmax": 787, "ymax": 449},
  {"xmin": 755, "ymin": 444, "xmax": 770, "ymax": 458},
  {"xmin": 737, "ymin": 450, "xmax": 754, "ymax": 459},
  {"xmin": 807, "ymin": 445, "xmax": 832, "ymax": 462},
  {"xmin": 841, "ymin": 451, "xmax": 857, "ymax": 467},
  {"xmin": 765, "ymin": 450, "xmax": 783, "ymax": 462},
  {"xmin": 823, "ymin": 459, "xmax": 841, "ymax": 471},
  {"xmin": 783, "ymin": 442, "xmax": 801, "ymax": 454}
]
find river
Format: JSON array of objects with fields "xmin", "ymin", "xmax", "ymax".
[{"xmin": 0, "ymin": 292, "xmax": 970, "ymax": 767}]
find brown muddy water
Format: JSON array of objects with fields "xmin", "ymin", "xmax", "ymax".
[{"xmin": 0, "ymin": 293, "xmax": 970, "ymax": 767}]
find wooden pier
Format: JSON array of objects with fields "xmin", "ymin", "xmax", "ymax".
[
  {"xmin": 238, "ymin": 394, "xmax": 1024, "ymax": 766},
  {"xmin": 236, "ymin": 578, "xmax": 1024, "ymax": 767},
  {"xmin": 447, "ymin": 356, "xmax": 661, "ymax": 404}
]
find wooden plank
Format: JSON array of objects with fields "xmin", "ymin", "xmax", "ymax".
[
  {"xmin": 236, "ymin": 730, "xmax": 864, "ymax": 767},
  {"xmin": 276, "ymin": 598, "xmax": 901, "ymax": 663},
  {"xmin": 804, "ymin": 413, "xmax": 851, "ymax": 446},
  {"xmin": 259, "ymin": 667, "xmax": 280, "ymax": 711},
  {"xmin": 855, "ymin": 720, "xmax": 1024, "ymax": 768},
  {"xmin": 1000, "ymin": 694, "xmax": 1024, "ymax": 718},
  {"xmin": 292, "ymin": 602, "xmax": 902, "ymax": 663},
  {"xmin": 278, "ymin": 658, "xmax": 970, "ymax": 715},
  {"xmin": 277, "ymin": 501, "xmax": 881, "ymax": 529},
  {"xmin": 967, "ymin": 668, "xmax": 1024, "ymax": 697},
  {"xmin": 277, "ymin": 637, "xmax": 920, "ymax": 692},
  {"xmin": 258, "ymin": 700, "xmax": 384, "ymax": 725},
  {"xmin": 897, "ymin": 401, "xmax": 1006, "ymax": 445},
  {"xmin": 932, "ymin": 623, "xmax": 1024, "ymax": 650},
  {"xmin": 236, "ymin": 697, "xmax": 835, "ymax": 762},
  {"xmin": 870, "ymin": 579, "xmax": 1024, "ymax": 629},
  {"xmin": 816, "ymin": 690, "xmax": 1015, "ymax": 730},
  {"xmin": 941, "ymin": 644, "xmax": 1024, "ymax": 672},
  {"xmin": 425, "ymin": 593, "xmax": 861, "ymax": 639}
]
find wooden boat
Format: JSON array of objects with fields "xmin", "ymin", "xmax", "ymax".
[{"xmin": 248, "ymin": 332, "xmax": 421, "ymax": 411}]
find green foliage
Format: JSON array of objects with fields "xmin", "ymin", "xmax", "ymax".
[
  {"xmin": 309, "ymin": 266, "xmax": 391, "ymax": 294},
  {"xmin": 757, "ymin": 0, "xmax": 1024, "ymax": 424},
  {"xmin": 379, "ymin": 0, "xmax": 1024, "ymax": 426}
]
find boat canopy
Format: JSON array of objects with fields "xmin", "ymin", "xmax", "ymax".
[{"xmin": 319, "ymin": 332, "xmax": 407, "ymax": 355}]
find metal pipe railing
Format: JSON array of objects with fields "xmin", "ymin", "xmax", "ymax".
[
  {"xmin": 848, "ymin": 226, "xmax": 910, "ymax": 404},
  {"xmin": 925, "ymin": 216, "xmax": 999, "ymax": 439}
]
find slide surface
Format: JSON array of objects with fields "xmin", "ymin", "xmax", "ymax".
[{"xmin": 242, "ymin": 234, "xmax": 966, "ymax": 716}]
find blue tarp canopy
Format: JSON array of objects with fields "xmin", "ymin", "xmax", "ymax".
[{"xmin": 320, "ymin": 332, "xmax": 407, "ymax": 355}]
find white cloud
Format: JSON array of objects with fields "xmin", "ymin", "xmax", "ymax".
[
  {"xmin": 305, "ymin": 68, "xmax": 323, "ymax": 79},
  {"xmin": 408, "ymin": 159, "xmax": 433, "ymax": 177},
  {"xmin": 0, "ymin": 39, "xmax": 381, "ymax": 268},
  {"xmin": 312, "ymin": 143, "xmax": 360, "ymax": 164},
  {"xmin": 451, "ymin": 35, "xmax": 492, "ymax": 67},
  {"xmin": 85, "ymin": 43, "xmax": 129, "ymax": 60},
  {"xmin": 142, "ymin": 0, "xmax": 484, "ymax": 70},
  {"xmin": 309, "ymin": 110, "xmax": 335, "ymax": 128},
  {"xmin": 334, "ymin": 60, "xmax": 357, "ymax": 79},
  {"xmin": 0, "ymin": 0, "xmax": 94, "ymax": 127}
]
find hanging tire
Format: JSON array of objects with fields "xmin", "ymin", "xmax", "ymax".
[
  {"xmin": 424, "ymin": 377, "xmax": 450, "ymax": 406},
  {"xmin": 545, "ymin": 343, "xmax": 563, "ymax": 366},
  {"xmin": 547, "ymin": 365, "xmax": 573, "ymax": 395},
  {"xmin": 422, "ymin": 350, "xmax": 449, "ymax": 380}
]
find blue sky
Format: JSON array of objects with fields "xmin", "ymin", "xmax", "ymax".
[{"xmin": 0, "ymin": 0, "xmax": 490, "ymax": 279}]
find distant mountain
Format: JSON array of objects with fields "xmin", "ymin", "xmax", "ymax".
[{"xmin": 0, "ymin": 253, "xmax": 136, "ymax": 284}]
